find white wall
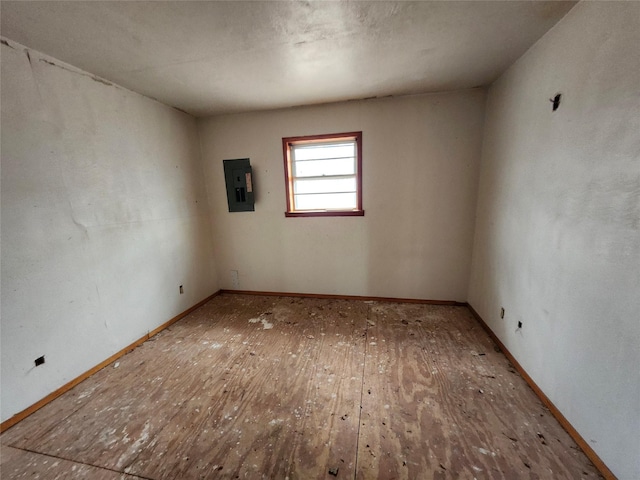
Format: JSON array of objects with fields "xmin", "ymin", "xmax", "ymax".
[
  {"xmin": 0, "ymin": 40, "xmax": 218, "ymax": 423},
  {"xmin": 199, "ymin": 91, "xmax": 485, "ymax": 301},
  {"xmin": 468, "ymin": 3, "xmax": 640, "ymax": 478}
]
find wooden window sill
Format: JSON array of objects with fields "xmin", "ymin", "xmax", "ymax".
[{"xmin": 285, "ymin": 210, "xmax": 365, "ymax": 218}]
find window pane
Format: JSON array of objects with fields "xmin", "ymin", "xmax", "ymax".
[
  {"xmin": 294, "ymin": 158, "xmax": 355, "ymax": 177},
  {"xmin": 294, "ymin": 177, "xmax": 356, "ymax": 194},
  {"xmin": 294, "ymin": 143, "xmax": 354, "ymax": 161},
  {"xmin": 283, "ymin": 132, "xmax": 361, "ymax": 214},
  {"xmin": 294, "ymin": 192, "xmax": 357, "ymax": 210}
]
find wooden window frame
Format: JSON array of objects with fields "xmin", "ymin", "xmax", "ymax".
[{"xmin": 282, "ymin": 131, "xmax": 364, "ymax": 218}]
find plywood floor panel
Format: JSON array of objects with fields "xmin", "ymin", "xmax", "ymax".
[
  {"xmin": 1, "ymin": 295, "xmax": 602, "ymax": 479},
  {"xmin": 125, "ymin": 296, "xmax": 368, "ymax": 479},
  {"xmin": 356, "ymin": 303, "xmax": 600, "ymax": 479}
]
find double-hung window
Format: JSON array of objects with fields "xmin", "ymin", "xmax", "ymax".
[{"xmin": 282, "ymin": 131, "xmax": 363, "ymax": 217}]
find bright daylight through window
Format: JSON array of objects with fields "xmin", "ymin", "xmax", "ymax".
[{"xmin": 283, "ymin": 132, "xmax": 363, "ymax": 217}]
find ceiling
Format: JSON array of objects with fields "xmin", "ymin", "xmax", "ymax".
[{"xmin": 0, "ymin": 1, "xmax": 576, "ymax": 117}]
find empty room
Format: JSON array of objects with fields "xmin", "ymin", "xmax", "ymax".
[{"xmin": 1, "ymin": 1, "xmax": 638, "ymax": 479}]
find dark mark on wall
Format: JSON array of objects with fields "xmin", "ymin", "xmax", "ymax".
[
  {"xmin": 38, "ymin": 56, "xmax": 114, "ymax": 87},
  {"xmin": 26, "ymin": 50, "xmax": 32, "ymax": 65},
  {"xmin": 173, "ymin": 106, "xmax": 190, "ymax": 115}
]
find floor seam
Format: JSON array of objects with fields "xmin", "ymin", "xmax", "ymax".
[
  {"xmin": 3, "ymin": 398, "xmax": 93, "ymax": 450},
  {"xmin": 6, "ymin": 445, "xmax": 155, "ymax": 479},
  {"xmin": 353, "ymin": 304, "xmax": 370, "ymax": 480}
]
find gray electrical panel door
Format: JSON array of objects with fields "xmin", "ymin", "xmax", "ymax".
[{"xmin": 223, "ymin": 158, "xmax": 254, "ymax": 212}]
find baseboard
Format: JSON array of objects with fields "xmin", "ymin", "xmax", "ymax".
[
  {"xmin": 465, "ymin": 303, "xmax": 616, "ymax": 480},
  {"xmin": 220, "ymin": 289, "xmax": 466, "ymax": 306},
  {"xmin": 0, "ymin": 290, "xmax": 221, "ymax": 433}
]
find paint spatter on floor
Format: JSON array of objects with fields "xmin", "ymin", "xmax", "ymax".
[{"xmin": 249, "ymin": 316, "xmax": 273, "ymax": 330}]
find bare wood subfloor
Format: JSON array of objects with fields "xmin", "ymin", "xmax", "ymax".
[{"xmin": 1, "ymin": 294, "xmax": 602, "ymax": 479}]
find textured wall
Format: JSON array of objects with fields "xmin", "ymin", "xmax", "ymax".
[
  {"xmin": 468, "ymin": 3, "xmax": 640, "ymax": 478},
  {"xmin": 1, "ymin": 40, "xmax": 218, "ymax": 422},
  {"xmin": 199, "ymin": 90, "xmax": 485, "ymax": 301}
]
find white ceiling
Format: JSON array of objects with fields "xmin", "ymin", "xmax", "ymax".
[{"xmin": 1, "ymin": 1, "xmax": 576, "ymax": 117}]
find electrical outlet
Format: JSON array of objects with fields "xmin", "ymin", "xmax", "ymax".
[
  {"xmin": 231, "ymin": 270, "xmax": 239, "ymax": 289},
  {"xmin": 500, "ymin": 307, "xmax": 505, "ymax": 319},
  {"xmin": 179, "ymin": 285, "xmax": 184, "ymax": 294},
  {"xmin": 35, "ymin": 356, "xmax": 45, "ymax": 367}
]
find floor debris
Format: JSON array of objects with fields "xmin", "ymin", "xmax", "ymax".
[{"xmin": 0, "ymin": 294, "xmax": 604, "ymax": 479}]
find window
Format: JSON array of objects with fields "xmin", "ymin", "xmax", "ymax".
[{"xmin": 282, "ymin": 131, "xmax": 363, "ymax": 217}]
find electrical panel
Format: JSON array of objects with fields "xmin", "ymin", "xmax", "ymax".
[{"xmin": 223, "ymin": 158, "xmax": 254, "ymax": 212}]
